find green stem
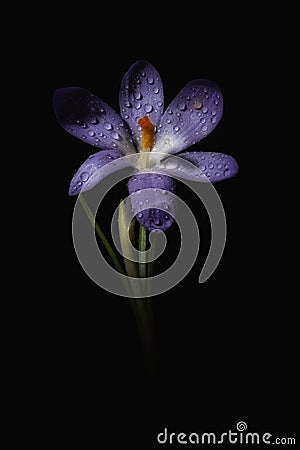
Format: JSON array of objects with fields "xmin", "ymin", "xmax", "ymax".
[{"xmin": 78, "ymin": 194, "xmax": 124, "ymax": 275}]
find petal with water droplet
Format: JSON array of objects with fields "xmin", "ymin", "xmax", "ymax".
[
  {"xmin": 152, "ymin": 80, "xmax": 223, "ymax": 154},
  {"xmin": 53, "ymin": 87, "xmax": 136, "ymax": 155},
  {"xmin": 172, "ymin": 151, "xmax": 238, "ymax": 182},
  {"xmin": 119, "ymin": 60, "xmax": 164, "ymax": 150},
  {"xmin": 127, "ymin": 173, "xmax": 175, "ymax": 231},
  {"xmin": 69, "ymin": 149, "xmax": 130, "ymax": 195}
]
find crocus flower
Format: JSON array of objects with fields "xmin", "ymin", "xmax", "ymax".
[{"xmin": 53, "ymin": 60, "xmax": 238, "ymax": 231}]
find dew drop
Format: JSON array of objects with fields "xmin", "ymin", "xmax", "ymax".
[
  {"xmin": 201, "ymin": 125, "xmax": 208, "ymax": 132},
  {"xmin": 154, "ymin": 218, "xmax": 162, "ymax": 226},
  {"xmin": 167, "ymin": 119, "xmax": 172, "ymax": 124},
  {"xmin": 193, "ymin": 100, "xmax": 203, "ymax": 110},
  {"xmin": 157, "ymin": 101, "xmax": 163, "ymax": 107},
  {"xmin": 217, "ymin": 163, "xmax": 223, "ymax": 169},
  {"xmin": 200, "ymin": 164, "xmax": 206, "ymax": 171},
  {"xmin": 77, "ymin": 181, "xmax": 83, "ymax": 187},
  {"xmin": 179, "ymin": 102, "xmax": 186, "ymax": 111},
  {"xmin": 134, "ymin": 92, "xmax": 142, "ymax": 100},
  {"xmin": 224, "ymin": 169, "xmax": 231, "ymax": 176},
  {"xmin": 124, "ymin": 101, "xmax": 132, "ymax": 108},
  {"xmin": 153, "ymin": 87, "xmax": 160, "ymax": 94},
  {"xmin": 214, "ymin": 99, "xmax": 219, "ymax": 106},
  {"xmin": 111, "ymin": 142, "xmax": 117, "ymax": 148},
  {"xmin": 168, "ymin": 109, "xmax": 173, "ymax": 115},
  {"xmin": 111, "ymin": 131, "xmax": 121, "ymax": 140},
  {"xmin": 212, "ymin": 110, "xmax": 217, "ymax": 116},
  {"xmin": 80, "ymin": 171, "xmax": 89, "ymax": 182},
  {"xmin": 215, "ymin": 172, "xmax": 221, "ymax": 177},
  {"xmin": 173, "ymin": 125, "xmax": 180, "ymax": 132},
  {"xmin": 141, "ymin": 71, "xmax": 146, "ymax": 77},
  {"xmin": 208, "ymin": 163, "xmax": 214, "ymax": 169},
  {"xmin": 137, "ymin": 212, "xmax": 143, "ymax": 219},
  {"xmin": 135, "ymin": 102, "xmax": 142, "ymax": 110},
  {"xmin": 165, "ymin": 159, "xmax": 178, "ymax": 170},
  {"xmin": 202, "ymin": 106, "xmax": 208, "ymax": 113},
  {"xmin": 124, "ymin": 114, "xmax": 129, "ymax": 119},
  {"xmin": 88, "ymin": 130, "xmax": 95, "ymax": 137},
  {"xmin": 211, "ymin": 117, "xmax": 217, "ymax": 124},
  {"xmin": 81, "ymin": 135, "xmax": 87, "ymax": 139},
  {"xmin": 104, "ymin": 122, "xmax": 113, "ymax": 130},
  {"xmin": 147, "ymin": 76, "xmax": 154, "ymax": 84},
  {"xmin": 144, "ymin": 103, "xmax": 153, "ymax": 113}
]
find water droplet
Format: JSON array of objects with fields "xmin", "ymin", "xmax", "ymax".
[
  {"xmin": 137, "ymin": 212, "xmax": 143, "ymax": 219},
  {"xmin": 201, "ymin": 124, "xmax": 208, "ymax": 132},
  {"xmin": 147, "ymin": 76, "xmax": 154, "ymax": 84},
  {"xmin": 179, "ymin": 102, "xmax": 186, "ymax": 111},
  {"xmin": 166, "ymin": 119, "xmax": 172, "ymax": 124},
  {"xmin": 80, "ymin": 171, "xmax": 89, "ymax": 182},
  {"xmin": 104, "ymin": 122, "xmax": 113, "ymax": 130},
  {"xmin": 157, "ymin": 101, "xmax": 163, "ymax": 107},
  {"xmin": 68, "ymin": 127, "xmax": 73, "ymax": 132},
  {"xmin": 224, "ymin": 169, "xmax": 231, "ymax": 176},
  {"xmin": 215, "ymin": 172, "xmax": 221, "ymax": 177},
  {"xmin": 165, "ymin": 159, "xmax": 178, "ymax": 170},
  {"xmin": 208, "ymin": 163, "xmax": 214, "ymax": 169},
  {"xmin": 111, "ymin": 131, "xmax": 121, "ymax": 140},
  {"xmin": 135, "ymin": 102, "xmax": 142, "ymax": 110},
  {"xmin": 132, "ymin": 177, "xmax": 137, "ymax": 182},
  {"xmin": 200, "ymin": 164, "xmax": 206, "ymax": 171},
  {"xmin": 176, "ymin": 112, "xmax": 181, "ymax": 117},
  {"xmin": 193, "ymin": 100, "xmax": 203, "ymax": 110},
  {"xmin": 173, "ymin": 126, "xmax": 180, "ymax": 132},
  {"xmin": 125, "ymin": 101, "xmax": 132, "ymax": 108},
  {"xmin": 214, "ymin": 99, "xmax": 219, "ymax": 106},
  {"xmin": 134, "ymin": 92, "xmax": 142, "ymax": 100},
  {"xmin": 81, "ymin": 135, "xmax": 87, "ymax": 139},
  {"xmin": 88, "ymin": 130, "xmax": 95, "ymax": 137},
  {"xmin": 89, "ymin": 117, "xmax": 99, "ymax": 125},
  {"xmin": 88, "ymin": 154, "xmax": 95, "ymax": 159},
  {"xmin": 168, "ymin": 109, "xmax": 173, "ymax": 115},
  {"xmin": 154, "ymin": 218, "xmax": 162, "ymax": 226},
  {"xmin": 211, "ymin": 117, "xmax": 217, "ymax": 124},
  {"xmin": 144, "ymin": 103, "xmax": 153, "ymax": 113},
  {"xmin": 153, "ymin": 87, "xmax": 160, "ymax": 94},
  {"xmin": 111, "ymin": 142, "xmax": 117, "ymax": 148},
  {"xmin": 212, "ymin": 110, "xmax": 217, "ymax": 116},
  {"xmin": 77, "ymin": 181, "xmax": 83, "ymax": 186},
  {"xmin": 124, "ymin": 114, "xmax": 129, "ymax": 119},
  {"xmin": 98, "ymin": 132, "xmax": 104, "ymax": 137},
  {"xmin": 141, "ymin": 71, "xmax": 146, "ymax": 77},
  {"xmin": 202, "ymin": 106, "xmax": 208, "ymax": 113}
]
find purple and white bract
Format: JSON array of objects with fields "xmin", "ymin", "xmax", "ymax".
[{"xmin": 53, "ymin": 60, "xmax": 238, "ymax": 232}]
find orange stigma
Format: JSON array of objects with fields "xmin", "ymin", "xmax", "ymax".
[{"xmin": 138, "ymin": 116, "xmax": 155, "ymax": 151}]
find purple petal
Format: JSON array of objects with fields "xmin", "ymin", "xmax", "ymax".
[
  {"xmin": 69, "ymin": 149, "xmax": 127, "ymax": 196},
  {"xmin": 119, "ymin": 60, "xmax": 164, "ymax": 151},
  {"xmin": 152, "ymin": 80, "xmax": 223, "ymax": 155},
  {"xmin": 127, "ymin": 173, "xmax": 176, "ymax": 231},
  {"xmin": 53, "ymin": 87, "xmax": 136, "ymax": 155},
  {"xmin": 175, "ymin": 151, "xmax": 239, "ymax": 182}
]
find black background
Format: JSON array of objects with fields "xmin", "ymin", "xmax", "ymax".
[{"xmin": 28, "ymin": 7, "xmax": 297, "ymax": 447}]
